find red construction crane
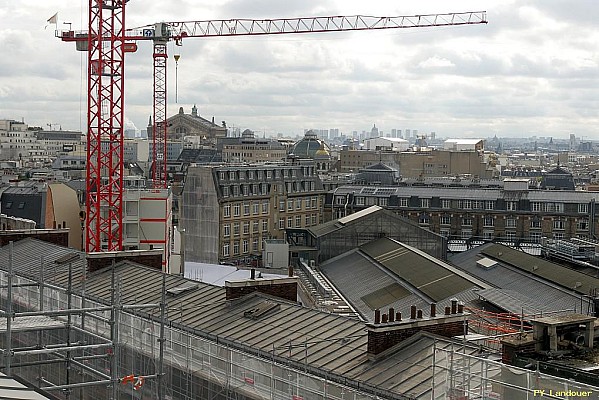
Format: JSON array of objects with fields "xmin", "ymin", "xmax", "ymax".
[{"xmin": 59, "ymin": 2, "xmax": 487, "ymax": 253}]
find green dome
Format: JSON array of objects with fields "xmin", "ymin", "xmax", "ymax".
[{"xmin": 289, "ymin": 130, "xmax": 330, "ymax": 159}]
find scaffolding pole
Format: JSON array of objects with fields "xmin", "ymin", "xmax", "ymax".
[
  {"xmin": 158, "ymin": 272, "xmax": 166, "ymax": 399},
  {"xmin": 4, "ymin": 241, "xmax": 14, "ymax": 376}
]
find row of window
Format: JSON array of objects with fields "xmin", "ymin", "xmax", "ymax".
[
  {"xmin": 279, "ymin": 197, "xmax": 319, "ymax": 212},
  {"xmin": 348, "ymin": 195, "xmax": 591, "ymax": 214},
  {"xmin": 278, "ymin": 214, "xmax": 319, "ymax": 230},
  {"xmin": 222, "ymin": 237, "xmax": 264, "ymax": 257},
  {"xmin": 222, "ymin": 180, "xmax": 318, "ymax": 197},
  {"xmin": 419, "ymin": 214, "xmax": 589, "ymax": 230},
  {"xmin": 223, "ymin": 201, "xmax": 270, "ymax": 218},
  {"xmin": 439, "ymin": 230, "xmax": 581, "ymax": 242},
  {"xmin": 219, "ymin": 167, "xmax": 315, "ymax": 182},
  {"xmin": 223, "ymin": 220, "xmax": 270, "ymax": 237}
]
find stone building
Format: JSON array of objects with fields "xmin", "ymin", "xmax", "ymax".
[
  {"xmin": 181, "ymin": 161, "xmax": 326, "ymax": 264},
  {"xmin": 147, "ymin": 105, "xmax": 227, "ymax": 144},
  {"xmin": 328, "ymin": 177, "xmax": 599, "ymax": 243},
  {"xmin": 338, "ymin": 148, "xmax": 497, "ymax": 179},
  {"xmin": 219, "ymin": 129, "xmax": 287, "ymax": 163}
]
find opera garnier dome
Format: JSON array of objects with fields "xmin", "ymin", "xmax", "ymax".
[{"xmin": 289, "ymin": 130, "xmax": 332, "ymax": 172}]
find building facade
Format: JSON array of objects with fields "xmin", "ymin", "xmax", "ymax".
[
  {"xmin": 328, "ymin": 178, "xmax": 599, "ymax": 243},
  {"xmin": 181, "ymin": 161, "xmax": 326, "ymax": 264},
  {"xmin": 0, "ymin": 120, "xmax": 48, "ymax": 166},
  {"xmin": 219, "ymin": 130, "xmax": 287, "ymax": 163},
  {"xmin": 148, "ymin": 105, "xmax": 227, "ymax": 144},
  {"xmin": 338, "ymin": 148, "xmax": 497, "ymax": 178}
]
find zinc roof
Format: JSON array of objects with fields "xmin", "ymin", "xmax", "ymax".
[
  {"xmin": 448, "ymin": 243, "xmax": 585, "ymax": 315},
  {"xmin": 480, "ymin": 244, "xmax": 599, "ymax": 296},
  {"xmin": 320, "ymin": 238, "xmax": 486, "ymax": 321},
  {"xmin": 0, "ymin": 238, "xmax": 475, "ymax": 400}
]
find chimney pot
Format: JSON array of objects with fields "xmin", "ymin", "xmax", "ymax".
[
  {"xmin": 417, "ymin": 309, "xmax": 423, "ymax": 319},
  {"xmin": 388, "ymin": 307, "xmax": 395, "ymax": 322},
  {"xmin": 396, "ymin": 311, "xmax": 402, "ymax": 321},
  {"xmin": 374, "ymin": 309, "xmax": 381, "ymax": 324},
  {"xmin": 288, "ymin": 265, "xmax": 294, "ymax": 277},
  {"xmin": 445, "ymin": 306, "xmax": 451, "ymax": 315},
  {"xmin": 250, "ymin": 268, "xmax": 256, "ymax": 280},
  {"xmin": 458, "ymin": 302, "xmax": 464, "ymax": 314},
  {"xmin": 382, "ymin": 313, "xmax": 388, "ymax": 323},
  {"xmin": 430, "ymin": 303, "xmax": 437, "ymax": 317},
  {"xmin": 410, "ymin": 305, "xmax": 417, "ymax": 319},
  {"xmin": 451, "ymin": 299, "xmax": 458, "ymax": 314}
]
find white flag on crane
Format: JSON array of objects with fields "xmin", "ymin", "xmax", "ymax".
[{"xmin": 45, "ymin": 13, "xmax": 58, "ymax": 29}]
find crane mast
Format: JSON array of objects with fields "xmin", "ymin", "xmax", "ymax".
[
  {"xmin": 85, "ymin": 0, "xmax": 126, "ymax": 252},
  {"xmin": 59, "ymin": 7, "xmax": 487, "ymax": 252}
]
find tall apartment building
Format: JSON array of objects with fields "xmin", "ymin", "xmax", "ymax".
[
  {"xmin": 36, "ymin": 130, "xmax": 84, "ymax": 157},
  {"xmin": 0, "ymin": 120, "xmax": 48, "ymax": 165},
  {"xmin": 328, "ymin": 178, "xmax": 599, "ymax": 243},
  {"xmin": 181, "ymin": 161, "xmax": 325, "ymax": 264}
]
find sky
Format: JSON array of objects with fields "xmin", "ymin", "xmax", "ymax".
[{"xmin": 0, "ymin": 0, "xmax": 598, "ymax": 139}]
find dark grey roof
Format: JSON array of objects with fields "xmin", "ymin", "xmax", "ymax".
[
  {"xmin": 0, "ymin": 238, "xmax": 477, "ymax": 400},
  {"xmin": 0, "ymin": 372, "xmax": 53, "ymax": 399},
  {"xmin": 448, "ymin": 243, "xmax": 587, "ymax": 316},
  {"xmin": 308, "ymin": 205, "xmax": 383, "ymax": 237},
  {"xmin": 320, "ymin": 238, "xmax": 487, "ymax": 321},
  {"xmin": 332, "ymin": 185, "xmax": 599, "ymax": 203}
]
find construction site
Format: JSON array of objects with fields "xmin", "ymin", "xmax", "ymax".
[
  {"xmin": 4, "ymin": 0, "xmax": 599, "ymax": 399},
  {"xmin": 1, "ymin": 237, "xmax": 599, "ymax": 399}
]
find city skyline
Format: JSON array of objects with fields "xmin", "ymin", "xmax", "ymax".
[{"xmin": 0, "ymin": 1, "xmax": 597, "ymax": 139}]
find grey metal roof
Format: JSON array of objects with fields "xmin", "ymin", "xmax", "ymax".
[
  {"xmin": 480, "ymin": 244, "xmax": 599, "ymax": 296},
  {"xmin": 475, "ymin": 288, "xmax": 555, "ymax": 316},
  {"xmin": 331, "ymin": 185, "xmax": 599, "ymax": 203},
  {"xmin": 320, "ymin": 238, "xmax": 486, "ymax": 321},
  {"xmin": 448, "ymin": 243, "xmax": 585, "ymax": 315},
  {"xmin": 307, "ymin": 205, "xmax": 384, "ymax": 237},
  {"xmin": 0, "ymin": 238, "xmax": 477, "ymax": 400},
  {"xmin": 0, "ymin": 372, "xmax": 52, "ymax": 399}
]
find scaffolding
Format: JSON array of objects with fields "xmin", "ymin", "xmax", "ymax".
[
  {"xmin": 0, "ymin": 242, "xmax": 167, "ymax": 399},
  {"xmin": 0, "ymin": 242, "xmax": 395, "ymax": 399},
  {"xmin": 433, "ymin": 346, "xmax": 599, "ymax": 400},
  {"xmin": 6, "ymin": 239, "xmax": 598, "ymax": 399}
]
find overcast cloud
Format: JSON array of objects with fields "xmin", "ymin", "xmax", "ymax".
[{"xmin": 0, "ymin": 0, "xmax": 597, "ymax": 139}]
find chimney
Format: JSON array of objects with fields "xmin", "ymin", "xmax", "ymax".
[
  {"xmin": 366, "ymin": 311, "xmax": 469, "ymax": 357},
  {"xmin": 250, "ymin": 268, "xmax": 256, "ymax": 280},
  {"xmin": 288, "ymin": 265, "xmax": 294, "ymax": 277},
  {"xmin": 410, "ymin": 305, "xmax": 417, "ymax": 319},
  {"xmin": 225, "ymin": 276, "xmax": 298, "ymax": 302},
  {"xmin": 86, "ymin": 249, "xmax": 163, "ymax": 273},
  {"xmin": 430, "ymin": 303, "xmax": 437, "ymax": 317},
  {"xmin": 451, "ymin": 299, "xmax": 458, "ymax": 314},
  {"xmin": 458, "ymin": 302, "xmax": 464, "ymax": 314},
  {"xmin": 388, "ymin": 307, "xmax": 395, "ymax": 322}
]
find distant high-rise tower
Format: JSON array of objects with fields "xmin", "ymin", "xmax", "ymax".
[
  {"xmin": 391, "ymin": 129, "xmax": 397, "ymax": 138},
  {"xmin": 370, "ymin": 124, "xmax": 379, "ymax": 138},
  {"xmin": 405, "ymin": 129, "xmax": 411, "ymax": 140},
  {"xmin": 430, "ymin": 131, "xmax": 436, "ymax": 140}
]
